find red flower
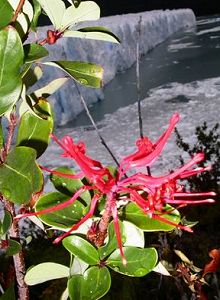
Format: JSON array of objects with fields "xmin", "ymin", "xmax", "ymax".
[{"xmin": 16, "ymin": 114, "xmax": 215, "ymax": 265}]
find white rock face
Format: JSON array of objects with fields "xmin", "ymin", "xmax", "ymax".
[{"xmin": 35, "ymin": 9, "xmax": 196, "ymax": 125}]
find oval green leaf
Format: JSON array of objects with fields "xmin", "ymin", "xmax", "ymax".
[
  {"xmin": 64, "ymin": 26, "xmax": 120, "ymax": 43},
  {"xmin": 50, "ymin": 167, "xmax": 91, "ymax": 204},
  {"xmin": 123, "ymin": 203, "xmax": 180, "ymax": 231},
  {"xmin": 63, "ymin": 235, "xmax": 99, "ymax": 265},
  {"xmin": 17, "ymin": 98, "xmax": 54, "ymax": 158},
  {"xmin": 107, "ymin": 247, "xmax": 158, "ymax": 277},
  {"xmin": 68, "ymin": 266, "xmax": 111, "ymax": 300},
  {"xmin": 36, "ymin": 0, "xmax": 65, "ymax": 29},
  {"xmin": 44, "ymin": 61, "xmax": 103, "ymax": 88},
  {"xmin": 0, "ymin": 26, "xmax": 24, "ymax": 116},
  {"xmin": 60, "ymin": 1, "xmax": 100, "ymax": 31},
  {"xmin": 35, "ymin": 192, "xmax": 86, "ymax": 229},
  {"xmin": 6, "ymin": 239, "xmax": 22, "ymax": 256},
  {"xmin": 2, "ymin": 210, "xmax": 12, "ymax": 236},
  {"xmin": 30, "ymin": 0, "xmax": 42, "ymax": 32},
  {"xmin": 24, "ymin": 262, "xmax": 69, "ymax": 285},
  {"xmin": 0, "ymin": 1, "xmax": 13, "ymax": 29},
  {"xmin": 0, "ymin": 147, "xmax": 43, "ymax": 204},
  {"xmin": 24, "ymin": 44, "xmax": 48, "ymax": 63}
]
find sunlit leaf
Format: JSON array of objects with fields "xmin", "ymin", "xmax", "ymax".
[
  {"xmin": 17, "ymin": 98, "xmax": 53, "ymax": 157},
  {"xmin": 0, "ymin": 147, "xmax": 43, "ymax": 204},
  {"xmin": 0, "ymin": 26, "xmax": 23, "ymax": 116},
  {"xmin": 24, "ymin": 262, "xmax": 69, "ymax": 285},
  {"xmin": 44, "ymin": 61, "xmax": 103, "ymax": 88},
  {"xmin": 64, "ymin": 27, "xmax": 120, "ymax": 43},
  {"xmin": 31, "ymin": 77, "xmax": 69, "ymax": 98},
  {"xmin": 60, "ymin": 1, "xmax": 100, "ymax": 31},
  {"xmin": 70, "ymin": 256, "xmax": 89, "ymax": 275},
  {"xmin": 107, "ymin": 247, "xmax": 158, "ymax": 277},
  {"xmin": 63, "ymin": 235, "xmax": 99, "ymax": 265},
  {"xmin": 0, "ymin": 1, "xmax": 13, "ymax": 29},
  {"xmin": 68, "ymin": 266, "xmax": 111, "ymax": 300},
  {"xmin": 6, "ymin": 239, "xmax": 22, "ymax": 256},
  {"xmin": 123, "ymin": 203, "xmax": 180, "ymax": 231},
  {"xmin": 123, "ymin": 221, "xmax": 144, "ymax": 248},
  {"xmin": 36, "ymin": 0, "xmax": 65, "ymax": 28},
  {"xmin": 35, "ymin": 192, "xmax": 86, "ymax": 229},
  {"xmin": 24, "ymin": 44, "xmax": 48, "ymax": 63},
  {"xmin": 153, "ymin": 262, "xmax": 171, "ymax": 276}
]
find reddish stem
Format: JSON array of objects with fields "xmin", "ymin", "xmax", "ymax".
[
  {"xmin": 11, "ymin": 0, "xmax": 26, "ymax": 23},
  {"xmin": 4, "ymin": 201, "xmax": 29, "ymax": 300}
]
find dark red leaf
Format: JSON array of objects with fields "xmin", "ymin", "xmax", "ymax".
[{"xmin": 203, "ymin": 249, "xmax": 220, "ymax": 277}]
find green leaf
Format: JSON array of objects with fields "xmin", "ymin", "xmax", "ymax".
[
  {"xmin": 0, "ymin": 283, "xmax": 16, "ymax": 300},
  {"xmin": 107, "ymin": 247, "xmax": 158, "ymax": 277},
  {"xmin": 50, "ymin": 167, "xmax": 91, "ymax": 204},
  {"xmin": 0, "ymin": 1, "xmax": 13, "ymax": 29},
  {"xmin": 6, "ymin": 239, "xmax": 22, "ymax": 256},
  {"xmin": 123, "ymin": 221, "xmax": 144, "ymax": 248},
  {"xmin": 31, "ymin": 77, "xmax": 69, "ymax": 99},
  {"xmin": 2, "ymin": 210, "xmax": 12, "ymax": 235},
  {"xmin": 24, "ymin": 44, "xmax": 48, "ymax": 63},
  {"xmin": 30, "ymin": 0, "xmax": 42, "ymax": 31},
  {"xmin": 68, "ymin": 266, "xmax": 111, "ymax": 300},
  {"xmin": 63, "ymin": 235, "xmax": 99, "ymax": 265},
  {"xmin": 98, "ymin": 221, "xmax": 125, "ymax": 259},
  {"xmin": 0, "ymin": 27, "xmax": 24, "ymax": 116},
  {"xmin": 36, "ymin": 0, "xmax": 66, "ymax": 29},
  {"xmin": 0, "ymin": 147, "xmax": 43, "ymax": 204},
  {"xmin": 64, "ymin": 26, "xmax": 120, "ymax": 43},
  {"xmin": 17, "ymin": 98, "xmax": 53, "ymax": 157},
  {"xmin": 44, "ymin": 61, "xmax": 103, "ymax": 88},
  {"xmin": 60, "ymin": 1, "xmax": 100, "ymax": 31},
  {"xmin": 24, "ymin": 262, "xmax": 69, "ymax": 285},
  {"xmin": 35, "ymin": 192, "xmax": 86, "ymax": 229},
  {"xmin": 0, "ymin": 121, "xmax": 4, "ymax": 149},
  {"xmin": 123, "ymin": 203, "xmax": 181, "ymax": 231}
]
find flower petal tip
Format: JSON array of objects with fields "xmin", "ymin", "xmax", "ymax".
[{"xmin": 122, "ymin": 257, "xmax": 127, "ymax": 266}]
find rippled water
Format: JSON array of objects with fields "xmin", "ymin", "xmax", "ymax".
[{"xmin": 39, "ymin": 15, "xmax": 220, "ymax": 188}]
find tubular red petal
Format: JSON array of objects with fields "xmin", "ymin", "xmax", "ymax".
[
  {"xmin": 111, "ymin": 203, "xmax": 127, "ymax": 266},
  {"xmin": 152, "ymin": 214, "xmax": 193, "ymax": 232},
  {"xmin": 15, "ymin": 186, "xmax": 94, "ymax": 220},
  {"xmin": 40, "ymin": 166, "xmax": 84, "ymax": 179}
]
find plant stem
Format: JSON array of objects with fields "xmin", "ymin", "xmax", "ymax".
[
  {"xmin": 11, "ymin": 0, "xmax": 26, "ymax": 23},
  {"xmin": 4, "ymin": 201, "xmax": 29, "ymax": 300},
  {"xmin": 5, "ymin": 113, "xmax": 16, "ymax": 156},
  {"xmin": 136, "ymin": 17, "xmax": 151, "ymax": 176},
  {"xmin": 74, "ymin": 82, "xmax": 120, "ymax": 167},
  {"xmin": 136, "ymin": 17, "xmax": 143, "ymax": 140}
]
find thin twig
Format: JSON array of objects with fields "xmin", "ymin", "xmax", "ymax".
[
  {"xmin": 136, "ymin": 16, "xmax": 144, "ymax": 139},
  {"xmin": 74, "ymin": 82, "xmax": 120, "ymax": 167},
  {"xmin": 11, "ymin": 0, "xmax": 26, "ymax": 23},
  {"xmin": 136, "ymin": 17, "xmax": 151, "ymax": 176}
]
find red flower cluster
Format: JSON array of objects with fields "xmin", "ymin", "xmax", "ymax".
[{"xmin": 16, "ymin": 113, "xmax": 215, "ymax": 265}]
